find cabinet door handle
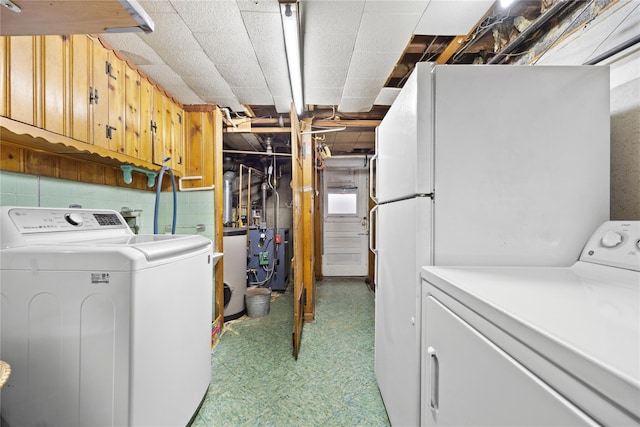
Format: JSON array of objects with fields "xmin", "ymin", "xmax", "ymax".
[
  {"xmin": 106, "ymin": 125, "xmax": 117, "ymax": 139},
  {"xmin": 428, "ymin": 346, "xmax": 439, "ymax": 412},
  {"xmin": 106, "ymin": 61, "xmax": 117, "ymax": 80}
]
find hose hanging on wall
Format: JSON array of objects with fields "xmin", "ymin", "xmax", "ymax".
[{"xmin": 154, "ymin": 158, "xmax": 177, "ymax": 234}]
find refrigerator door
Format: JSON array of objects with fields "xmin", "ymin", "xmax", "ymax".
[
  {"xmin": 376, "ymin": 62, "xmax": 435, "ymax": 203},
  {"xmin": 432, "ymin": 65, "xmax": 610, "ymax": 267},
  {"xmin": 375, "ymin": 196, "xmax": 432, "ymax": 426}
]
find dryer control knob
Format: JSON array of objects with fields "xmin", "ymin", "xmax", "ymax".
[
  {"xmin": 601, "ymin": 231, "xmax": 623, "ymax": 248},
  {"xmin": 65, "ymin": 212, "xmax": 83, "ymax": 226}
]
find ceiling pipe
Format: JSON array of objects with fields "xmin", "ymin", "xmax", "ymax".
[
  {"xmin": 223, "ymin": 149, "xmax": 292, "ymax": 157},
  {"xmin": 584, "ymin": 34, "xmax": 640, "ymax": 65},
  {"xmin": 488, "ymin": 0, "xmax": 576, "ymax": 64}
]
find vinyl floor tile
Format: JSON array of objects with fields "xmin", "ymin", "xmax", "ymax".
[{"xmin": 190, "ymin": 278, "xmax": 390, "ymax": 427}]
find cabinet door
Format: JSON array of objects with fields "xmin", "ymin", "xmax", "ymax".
[
  {"xmin": 422, "ymin": 295, "xmax": 596, "ymax": 426},
  {"xmin": 41, "ymin": 35, "xmax": 67, "ymax": 136},
  {"xmin": 8, "ymin": 36, "xmax": 36, "ymax": 125},
  {"xmin": 92, "ymin": 40, "xmax": 124, "ymax": 153},
  {"xmin": 69, "ymin": 35, "xmax": 92, "ymax": 144},
  {"xmin": 91, "ymin": 39, "xmax": 110, "ymax": 150},
  {"xmin": 151, "ymin": 87, "xmax": 166, "ymax": 165},
  {"xmin": 107, "ymin": 53, "xmax": 125, "ymax": 154},
  {"xmin": 163, "ymin": 97, "xmax": 175, "ymax": 167},
  {"xmin": 138, "ymin": 77, "xmax": 153, "ymax": 162},
  {"xmin": 171, "ymin": 104, "xmax": 184, "ymax": 174},
  {"xmin": 184, "ymin": 110, "xmax": 215, "ymax": 188},
  {"xmin": 124, "ymin": 66, "xmax": 140, "ymax": 158},
  {"xmin": 0, "ymin": 37, "xmax": 6, "ymax": 117}
]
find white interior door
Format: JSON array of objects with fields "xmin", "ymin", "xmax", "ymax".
[{"xmin": 321, "ymin": 158, "xmax": 369, "ymax": 276}]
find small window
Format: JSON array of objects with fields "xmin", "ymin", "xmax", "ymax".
[{"xmin": 327, "ymin": 190, "xmax": 357, "ymax": 215}]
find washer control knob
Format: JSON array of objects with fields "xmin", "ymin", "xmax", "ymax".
[
  {"xmin": 65, "ymin": 212, "xmax": 83, "ymax": 226},
  {"xmin": 601, "ymin": 231, "xmax": 623, "ymax": 248}
]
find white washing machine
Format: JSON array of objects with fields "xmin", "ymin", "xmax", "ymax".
[
  {"xmin": 0, "ymin": 207, "xmax": 222, "ymax": 427},
  {"xmin": 420, "ymin": 221, "xmax": 640, "ymax": 426}
]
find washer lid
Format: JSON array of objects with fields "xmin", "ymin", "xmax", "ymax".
[
  {"xmin": 422, "ymin": 263, "xmax": 640, "ymax": 422},
  {"xmin": 1, "ymin": 234, "xmax": 214, "ymax": 271},
  {"xmin": 42, "ymin": 234, "xmax": 213, "ymax": 261}
]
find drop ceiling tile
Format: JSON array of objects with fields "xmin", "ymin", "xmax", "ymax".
[
  {"xmin": 173, "ymin": 0, "xmax": 243, "ymax": 33},
  {"xmin": 305, "ymin": 87, "xmax": 343, "ymax": 105},
  {"xmin": 139, "ymin": 13, "xmax": 198, "ymax": 51},
  {"xmin": 364, "ymin": 1, "xmax": 431, "ymax": 14},
  {"xmin": 236, "ymin": 0, "xmax": 280, "ymax": 13},
  {"xmin": 153, "ymin": 48, "xmax": 212, "ymax": 75},
  {"xmin": 304, "ymin": 31, "xmax": 357, "ymax": 68},
  {"xmin": 183, "ymin": 73, "xmax": 235, "ymax": 98},
  {"xmin": 338, "ymin": 97, "xmax": 376, "ymax": 113},
  {"xmin": 273, "ymin": 96, "xmax": 294, "ymax": 114},
  {"xmin": 346, "ymin": 51, "xmax": 400, "ymax": 79},
  {"xmin": 301, "ymin": 0, "xmax": 365, "ymax": 34},
  {"xmin": 139, "ymin": 64, "xmax": 186, "ymax": 87},
  {"xmin": 241, "ymin": 10, "xmax": 284, "ymax": 53},
  {"xmin": 140, "ymin": 0, "xmax": 175, "ymax": 14},
  {"xmin": 231, "ymin": 86, "xmax": 274, "ymax": 105},
  {"xmin": 341, "ymin": 78, "xmax": 387, "ymax": 98},
  {"xmin": 100, "ymin": 33, "xmax": 164, "ymax": 65},
  {"xmin": 414, "ymin": 0, "xmax": 494, "ymax": 36},
  {"xmin": 374, "ymin": 87, "xmax": 402, "ymax": 105},
  {"xmin": 304, "ymin": 64, "xmax": 349, "ymax": 88},
  {"xmin": 354, "ymin": 12, "xmax": 422, "ymax": 53},
  {"xmin": 162, "ymin": 85, "xmax": 204, "ymax": 104},
  {"xmin": 263, "ymin": 74, "xmax": 292, "ymax": 96},
  {"xmin": 217, "ymin": 62, "xmax": 269, "ymax": 88},
  {"xmin": 242, "ymin": 10, "xmax": 290, "ymax": 99},
  {"xmin": 194, "ymin": 31, "xmax": 257, "ymax": 65}
]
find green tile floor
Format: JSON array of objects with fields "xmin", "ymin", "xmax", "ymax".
[{"xmin": 190, "ymin": 278, "xmax": 391, "ymax": 427}]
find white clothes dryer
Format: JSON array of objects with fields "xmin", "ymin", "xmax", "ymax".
[
  {"xmin": 0, "ymin": 207, "xmax": 222, "ymax": 427},
  {"xmin": 420, "ymin": 221, "xmax": 640, "ymax": 426}
]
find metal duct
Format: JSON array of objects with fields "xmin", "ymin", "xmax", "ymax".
[
  {"xmin": 223, "ymin": 171, "xmax": 236, "ymax": 226},
  {"xmin": 261, "ymin": 181, "xmax": 268, "ymax": 226}
]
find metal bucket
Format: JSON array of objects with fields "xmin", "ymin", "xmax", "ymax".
[{"xmin": 245, "ymin": 287, "xmax": 271, "ymax": 318}]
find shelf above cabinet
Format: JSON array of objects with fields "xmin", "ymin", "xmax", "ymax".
[
  {"xmin": 0, "ymin": 0, "xmax": 154, "ymax": 36},
  {"xmin": 1, "ymin": 116, "xmax": 161, "ymax": 173}
]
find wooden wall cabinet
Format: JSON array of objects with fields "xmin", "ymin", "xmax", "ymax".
[
  {"xmin": 151, "ymin": 88, "xmax": 184, "ymax": 174},
  {"xmin": 69, "ymin": 34, "xmax": 92, "ymax": 144},
  {"xmin": 1, "ymin": 34, "xmax": 185, "ymax": 174},
  {"xmin": 183, "ymin": 109, "xmax": 215, "ymax": 188},
  {"xmin": 5, "ymin": 36, "xmax": 37, "ymax": 126},
  {"xmin": 91, "ymin": 39, "xmax": 125, "ymax": 154}
]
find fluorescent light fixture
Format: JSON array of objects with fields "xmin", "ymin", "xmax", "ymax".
[
  {"xmin": 0, "ymin": 0, "xmax": 21, "ymax": 13},
  {"xmin": 500, "ymin": 0, "xmax": 515, "ymax": 7},
  {"xmin": 280, "ymin": 1, "xmax": 304, "ymax": 116}
]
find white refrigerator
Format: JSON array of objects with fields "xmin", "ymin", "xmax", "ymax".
[{"xmin": 370, "ymin": 63, "xmax": 610, "ymax": 426}]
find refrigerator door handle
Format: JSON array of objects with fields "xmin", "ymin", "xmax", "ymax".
[
  {"xmin": 369, "ymin": 205, "xmax": 379, "ymax": 290},
  {"xmin": 369, "ymin": 152, "xmax": 378, "ymax": 203},
  {"xmin": 369, "ymin": 205, "xmax": 378, "ymax": 254}
]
